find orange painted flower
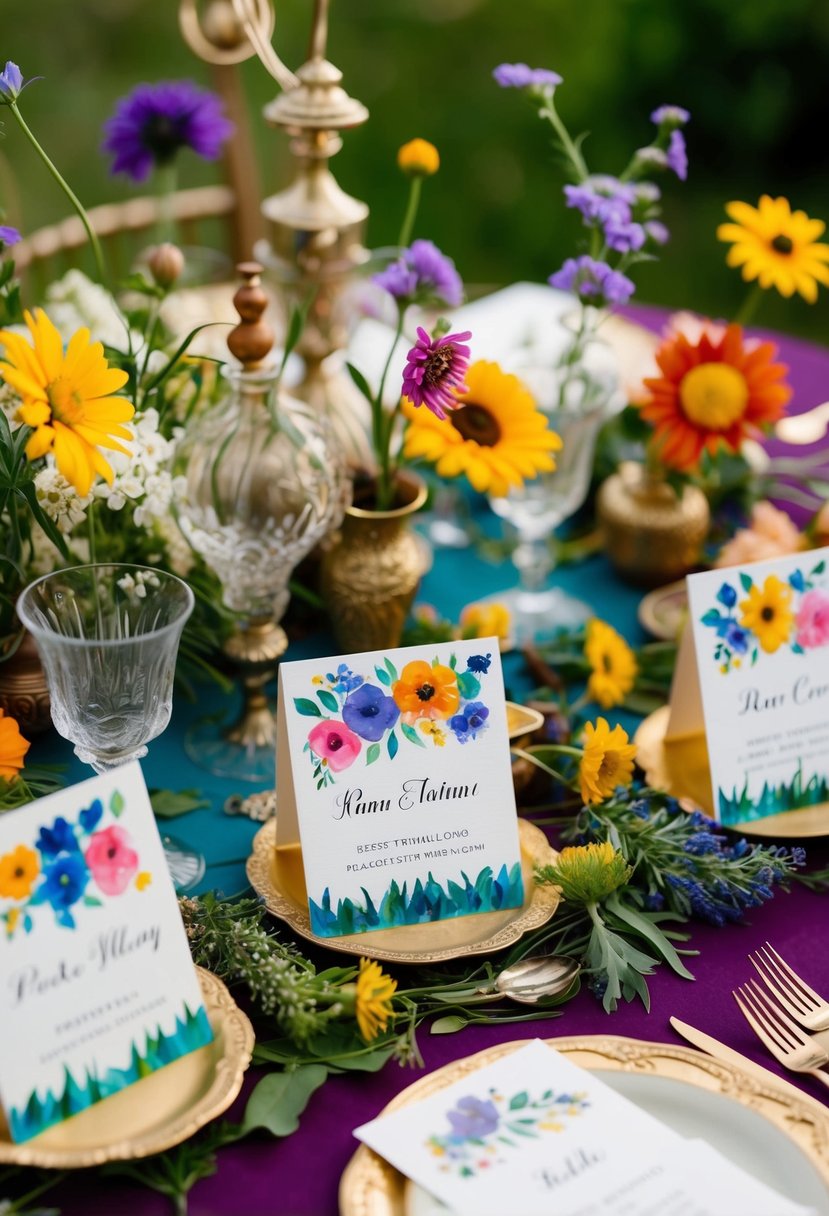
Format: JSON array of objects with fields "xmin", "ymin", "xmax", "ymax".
[
  {"xmin": 0, "ymin": 708, "xmax": 30, "ymax": 780},
  {"xmin": 392, "ymin": 660, "xmax": 459, "ymax": 722},
  {"xmin": 0, "ymin": 844, "xmax": 39, "ymax": 900},
  {"xmin": 640, "ymin": 323, "xmax": 791, "ymax": 472}
]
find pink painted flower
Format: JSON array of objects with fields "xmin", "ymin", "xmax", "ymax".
[
  {"xmin": 85, "ymin": 825, "xmax": 139, "ymax": 896},
  {"xmin": 402, "ymin": 327, "xmax": 472, "ymax": 420},
  {"xmin": 796, "ymin": 589, "xmax": 829, "ymax": 649},
  {"xmin": 308, "ymin": 720, "xmax": 362, "ymax": 771}
]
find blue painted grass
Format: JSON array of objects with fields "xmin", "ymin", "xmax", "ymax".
[{"xmin": 719, "ymin": 768, "xmax": 829, "ymax": 826}]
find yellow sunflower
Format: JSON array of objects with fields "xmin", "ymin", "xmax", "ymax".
[
  {"xmin": 717, "ymin": 196, "xmax": 829, "ymax": 303},
  {"xmin": 354, "ymin": 958, "xmax": 397, "ymax": 1042},
  {"xmin": 546, "ymin": 841, "xmax": 632, "ymax": 905},
  {"xmin": 584, "ymin": 619, "xmax": 638, "ymax": 709},
  {"xmin": 0, "ymin": 308, "xmax": 134, "ymax": 496},
  {"xmin": 579, "ymin": 718, "xmax": 637, "ymax": 806},
  {"xmin": 402, "ymin": 360, "xmax": 562, "ymax": 497},
  {"xmin": 739, "ymin": 574, "xmax": 794, "ymax": 653},
  {"xmin": 0, "ymin": 843, "xmax": 40, "ymax": 901},
  {"xmin": 459, "ymin": 601, "xmax": 511, "ymax": 641}
]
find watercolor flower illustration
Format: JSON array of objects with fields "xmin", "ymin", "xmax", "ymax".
[
  {"xmin": 0, "ymin": 844, "xmax": 40, "ymax": 900},
  {"xmin": 342, "ymin": 684, "xmax": 399, "ymax": 742},
  {"xmin": 795, "ymin": 590, "xmax": 829, "ymax": 649},
  {"xmin": 449, "ymin": 702, "xmax": 489, "ymax": 743},
  {"xmin": 739, "ymin": 574, "xmax": 794, "ymax": 654},
  {"xmin": 85, "ymin": 825, "xmax": 139, "ymax": 896},
  {"xmin": 307, "ymin": 720, "xmax": 362, "ymax": 773},
  {"xmin": 393, "ymin": 660, "xmax": 460, "ymax": 723}
]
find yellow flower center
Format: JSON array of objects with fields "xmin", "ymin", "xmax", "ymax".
[
  {"xmin": 679, "ymin": 363, "xmax": 749, "ymax": 430},
  {"xmin": 46, "ymin": 377, "xmax": 85, "ymax": 425}
]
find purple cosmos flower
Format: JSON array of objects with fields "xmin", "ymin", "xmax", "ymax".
[
  {"xmin": 447, "ymin": 1095, "xmax": 500, "ymax": 1139},
  {"xmin": 651, "ymin": 104, "xmax": 690, "ymax": 127},
  {"xmin": 0, "ymin": 225, "xmax": 21, "ymax": 248},
  {"xmin": 373, "ymin": 239, "xmax": 463, "ymax": 308},
  {"xmin": 0, "ymin": 62, "xmax": 25, "ymax": 103},
  {"xmin": 549, "ymin": 256, "xmax": 635, "ymax": 305},
  {"xmin": 342, "ymin": 683, "xmax": 399, "ymax": 742},
  {"xmin": 493, "ymin": 63, "xmax": 562, "ymax": 90},
  {"xmin": 102, "ymin": 80, "xmax": 234, "ymax": 182},
  {"xmin": 449, "ymin": 701, "xmax": 490, "ymax": 743},
  {"xmin": 402, "ymin": 327, "xmax": 472, "ymax": 420},
  {"xmin": 666, "ymin": 129, "xmax": 688, "ymax": 181},
  {"xmin": 467, "ymin": 653, "xmax": 492, "ymax": 674}
]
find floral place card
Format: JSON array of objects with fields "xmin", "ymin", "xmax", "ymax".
[
  {"xmin": 669, "ymin": 547, "xmax": 829, "ymax": 826},
  {"xmin": 275, "ymin": 639, "xmax": 522, "ymax": 937},
  {"xmin": 355, "ymin": 1041, "xmax": 814, "ymax": 1216},
  {"xmin": 0, "ymin": 763, "xmax": 211, "ymax": 1142}
]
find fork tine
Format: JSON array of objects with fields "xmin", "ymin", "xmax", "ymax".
[
  {"xmin": 745, "ymin": 979, "xmax": 814, "ymax": 1048},
  {"xmin": 763, "ymin": 942, "xmax": 823, "ymax": 1006},
  {"xmin": 750, "ymin": 946, "xmax": 812, "ymax": 1019},
  {"xmin": 733, "ymin": 986, "xmax": 787, "ymax": 1061}
]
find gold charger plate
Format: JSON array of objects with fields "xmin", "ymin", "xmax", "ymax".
[
  {"xmin": 636, "ymin": 705, "xmax": 829, "ymax": 838},
  {"xmin": 0, "ymin": 967, "xmax": 254, "ymax": 1168},
  {"xmin": 637, "ymin": 579, "xmax": 688, "ymax": 641},
  {"xmin": 339, "ymin": 1034, "xmax": 829, "ymax": 1216},
  {"xmin": 246, "ymin": 816, "xmax": 560, "ymax": 965}
]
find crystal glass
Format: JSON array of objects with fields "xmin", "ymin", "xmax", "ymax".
[{"xmin": 17, "ymin": 563, "xmax": 202, "ymax": 890}]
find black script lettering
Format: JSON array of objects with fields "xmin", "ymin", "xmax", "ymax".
[
  {"xmin": 737, "ymin": 686, "xmax": 785, "ymax": 715},
  {"xmin": 333, "ymin": 788, "xmax": 391, "ymax": 819}
]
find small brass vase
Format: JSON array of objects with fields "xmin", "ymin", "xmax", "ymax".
[
  {"xmin": 0, "ymin": 632, "xmax": 51, "ymax": 735},
  {"xmin": 320, "ymin": 473, "xmax": 429, "ymax": 651},
  {"xmin": 596, "ymin": 461, "xmax": 710, "ymax": 587}
]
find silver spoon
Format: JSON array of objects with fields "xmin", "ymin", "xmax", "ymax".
[{"xmin": 476, "ymin": 955, "xmax": 581, "ymax": 1005}]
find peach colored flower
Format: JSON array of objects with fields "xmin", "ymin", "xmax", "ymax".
[{"xmin": 716, "ymin": 501, "xmax": 803, "ymax": 568}]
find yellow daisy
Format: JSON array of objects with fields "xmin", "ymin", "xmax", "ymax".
[
  {"xmin": 739, "ymin": 574, "xmax": 794, "ymax": 653},
  {"xmin": 354, "ymin": 958, "xmax": 397, "ymax": 1042},
  {"xmin": 420, "ymin": 721, "xmax": 446, "ymax": 746},
  {"xmin": 402, "ymin": 360, "xmax": 562, "ymax": 497},
  {"xmin": 579, "ymin": 718, "xmax": 637, "ymax": 806},
  {"xmin": 460, "ymin": 601, "xmax": 511, "ymax": 641},
  {"xmin": 545, "ymin": 841, "xmax": 632, "ymax": 905},
  {"xmin": 0, "ymin": 308, "xmax": 134, "ymax": 496},
  {"xmin": 584, "ymin": 620, "xmax": 638, "ymax": 709},
  {"xmin": 0, "ymin": 843, "xmax": 40, "ymax": 901},
  {"xmin": 717, "ymin": 196, "xmax": 829, "ymax": 303}
]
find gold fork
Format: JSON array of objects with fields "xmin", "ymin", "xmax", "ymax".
[
  {"xmin": 733, "ymin": 979, "xmax": 829, "ymax": 1090},
  {"xmin": 750, "ymin": 942, "xmax": 829, "ymax": 1033}
]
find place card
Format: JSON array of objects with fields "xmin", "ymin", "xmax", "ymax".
[
  {"xmin": 355, "ymin": 1040, "xmax": 815, "ymax": 1216},
  {"xmin": 276, "ymin": 638, "xmax": 522, "ymax": 937},
  {"xmin": 667, "ymin": 547, "xmax": 829, "ymax": 826},
  {"xmin": 0, "ymin": 763, "xmax": 212, "ymax": 1142}
]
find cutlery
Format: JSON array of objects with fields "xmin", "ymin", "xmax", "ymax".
[
  {"xmin": 471, "ymin": 955, "xmax": 581, "ymax": 1005},
  {"xmin": 733, "ymin": 979, "xmax": 829, "ymax": 1090},
  {"xmin": 749, "ymin": 942, "xmax": 829, "ymax": 1033}
]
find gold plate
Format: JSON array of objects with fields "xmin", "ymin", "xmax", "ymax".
[
  {"xmin": 246, "ymin": 817, "xmax": 560, "ymax": 965},
  {"xmin": 339, "ymin": 1034, "xmax": 829, "ymax": 1215},
  {"xmin": 505, "ymin": 700, "xmax": 544, "ymax": 742},
  {"xmin": 0, "ymin": 968, "xmax": 254, "ymax": 1168},
  {"xmin": 637, "ymin": 579, "xmax": 688, "ymax": 641},
  {"xmin": 636, "ymin": 705, "xmax": 829, "ymax": 838}
]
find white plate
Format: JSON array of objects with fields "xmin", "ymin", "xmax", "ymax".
[{"xmin": 406, "ymin": 1069, "xmax": 829, "ymax": 1215}]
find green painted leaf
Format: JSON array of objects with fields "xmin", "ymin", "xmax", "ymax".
[
  {"xmin": 375, "ymin": 666, "xmax": 392, "ymax": 687},
  {"xmin": 388, "ymin": 730, "xmax": 399, "ymax": 759},
  {"xmin": 509, "ymin": 1091, "xmax": 529, "ymax": 1110},
  {"xmin": 457, "ymin": 670, "xmax": 481, "ymax": 700},
  {"xmin": 238, "ymin": 1066, "xmax": 328, "ymax": 1138},
  {"xmin": 401, "ymin": 722, "xmax": 426, "ymax": 748},
  {"xmin": 83, "ymin": 895, "xmax": 103, "ymax": 907},
  {"xmin": 813, "ymin": 560, "xmax": 826, "ymax": 575},
  {"xmin": 294, "ymin": 698, "xmax": 322, "ymax": 717},
  {"xmin": 739, "ymin": 572, "xmax": 753, "ymax": 592},
  {"xmin": 384, "ymin": 657, "xmax": 399, "ymax": 681},
  {"xmin": 701, "ymin": 609, "xmax": 722, "ymax": 626},
  {"xmin": 366, "ymin": 743, "xmax": 381, "ymax": 765},
  {"xmin": 110, "ymin": 790, "xmax": 125, "ymax": 818},
  {"xmin": 316, "ymin": 689, "xmax": 339, "ymax": 713}
]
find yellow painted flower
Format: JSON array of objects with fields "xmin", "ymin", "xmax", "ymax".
[
  {"xmin": 739, "ymin": 574, "xmax": 794, "ymax": 653},
  {"xmin": 545, "ymin": 840, "xmax": 632, "ymax": 904},
  {"xmin": 403, "ymin": 361, "xmax": 561, "ymax": 497},
  {"xmin": 5, "ymin": 906, "xmax": 20, "ymax": 936},
  {"xmin": 355, "ymin": 957, "xmax": 397, "ymax": 1042},
  {"xmin": 397, "ymin": 138, "xmax": 440, "ymax": 177},
  {"xmin": 584, "ymin": 620, "xmax": 638, "ymax": 709},
  {"xmin": 135, "ymin": 871, "xmax": 152, "ymax": 891},
  {"xmin": 579, "ymin": 718, "xmax": 637, "ymax": 805},
  {"xmin": 0, "ymin": 843, "xmax": 40, "ymax": 900},
  {"xmin": 717, "ymin": 196, "xmax": 829, "ymax": 303},
  {"xmin": 460, "ymin": 601, "xmax": 511, "ymax": 641},
  {"xmin": 0, "ymin": 308, "xmax": 134, "ymax": 496},
  {"xmin": 420, "ymin": 721, "xmax": 446, "ymax": 747},
  {"xmin": 393, "ymin": 660, "xmax": 459, "ymax": 722},
  {"xmin": 0, "ymin": 708, "xmax": 30, "ymax": 779}
]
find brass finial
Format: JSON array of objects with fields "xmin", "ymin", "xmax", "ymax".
[{"xmin": 227, "ymin": 261, "xmax": 275, "ymax": 369}]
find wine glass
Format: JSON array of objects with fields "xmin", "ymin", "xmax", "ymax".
[{"xmin": 16, "ymin": 563, "xmax": 203, "ymax": 892}]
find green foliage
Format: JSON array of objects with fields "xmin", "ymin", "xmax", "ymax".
[{"xmin": 719, "ymin": 769, "xmax": 829, "ymax": 826}]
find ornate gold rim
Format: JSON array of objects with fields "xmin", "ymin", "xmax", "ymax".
[
  {"xmin": 0, "ymin": 968, "xmax": 254, "ymax": 1168},
  {"xmin": 246, "ymin": 817, "xmax": 560, "ymax": 964},
  {"xmin": 338, "ymin": 1034, "xmax": 829, "ymax": 1215},
  {"xmin": 637, "ymin": 579, "xmax": 688, "ymax": 641}
]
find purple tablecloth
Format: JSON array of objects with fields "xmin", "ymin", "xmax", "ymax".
[{"xmin": 52, "ymin": 312, "xmax": 829, "ymax": 1216}]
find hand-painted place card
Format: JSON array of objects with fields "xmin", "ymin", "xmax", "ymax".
[
  {"xmin": 667, "ymin": 546, "xmax": 829, "ymax": 826},
  {"xmin": 0, "ymin": 762, "xmax": 211, "ymax": 1142},
  {"xmin": 276, "ymin": 639, "xmax": 523, "ymax": 937}
]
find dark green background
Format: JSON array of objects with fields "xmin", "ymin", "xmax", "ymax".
[{"xmin": 3, "ymin": 0, "xmax": 828, "ymax": 339}]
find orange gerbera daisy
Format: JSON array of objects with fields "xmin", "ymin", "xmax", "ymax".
[
  {"xmin": 392, "ymin": 659, "xmax": 459, "ymax": 723},
  {"xmin": 0, "ymin": 708, "xmax": 30, "ymax": 780},
  {"xmin": 640, "ymin": 323, "xmax": 791, "ymax": 472}
]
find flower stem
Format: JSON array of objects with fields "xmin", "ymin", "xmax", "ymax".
[
  {"xmin": 538, "ymin": 94, "xmax": 589, "ymax": 183},
  {"xmin": 9, "ymin": 102, "xmax": 108, "ymax": 287},
  {"xmin": 374, "ymin": 309, "xmax": 406, "ymax": 510},
  {"xmin": 398, "ymin": 176, "xmax": 422, "ymax": 249},
  {"xmin": 511, "ymin": 746, "xmax": 575, "ymax": 787},
  {"xmin": 734, "ymin": 282, "xmax": 763, "ymax": 329}
]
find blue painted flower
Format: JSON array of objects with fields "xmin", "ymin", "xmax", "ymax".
[
  {"xmin": 446, "ymin": 1095, "xmax": 500, "ymax": 1140},
  {"xmin": 40, "ymin": 853, "xmax": 89, "ymax": 923},
  {"xmin": 342, "ymin": 683, "xmax": 399, "ymax": 742},
  {"xmin": 466, "ymin": 653, "xmax": 492, "ymax": 675},
  {"xmin": 789, "ymin": 569, "xmax": 806, "ymax": 593},
  {"xmin": 449, "ymin": 702, "xmax": 489, "ymax": 743},
  {"xmin": 716, "ymin": 618, "xmax": 749, "ymax": 654},
  {"xmin": 36, "ymin": 816, "xmax": 79, "ymax": 858},
  {"xmin": 716, "ymin": 582, "xmax": 737, "ymax": 609},
  {"xmin": 79, "ymin": 798, "xmax": 104, "ymax": 834},
  {"xmin": 326, "ymin": 664, "xmax": 364, "ymax": 695}
]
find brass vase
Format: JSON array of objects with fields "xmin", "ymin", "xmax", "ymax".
[
  {"xmin": 320, "ymin": 473, "xmax": 429, "ymax": 651},
  {"xmin": 0, "ymin": 631, "xmax": 52, "ymax": 736},
  {"xmin": 596, "ymin": 461, "xmax": 710, "ymax": 587}
]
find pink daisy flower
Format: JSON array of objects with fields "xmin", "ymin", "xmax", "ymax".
[{"xmin": 402, "ymin": 327, "xmax": 472, "ymax": 420}]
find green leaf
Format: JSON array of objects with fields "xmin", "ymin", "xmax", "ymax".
[
  {"xmin": 605, "ymin": 893, "xmax": 695, "ymax": 980},
  {"xmin": 316, "ymin": 689, "xmax": 339, "ymax": 713},
  {"xmin": 739, "ymin": 572, "xmax": 753, "ymax": 592},
  {"xmin": 400, "ymin": 722, "xmax": 426, "ymax": 748},
  {"xmin": 457, "ymin": 670, "xmax": 481, "ymax": 700},
  {"xmin": 366, "ymin": 743, "xmax": 381, "ymax": 765},
  {"xmin": 430, "ymin": 1015, "xmax": 470, "ymax": 1034},
  {"xmin": 151, "ymin": 788, "xmax": 211, "ymax": 819},
  {"xmin": 388, "ymin": 730, "xmax": 399, "ymax": 760},
  {"xmin": 375, "ymin": 665, "xmax": 392, "ymax": 687},
  {"xmin": 141, "ymin": 323, "xmax": 219, "ymax": 396},
  {"xmin": 384, "ymin": 657, "xmax": 399, "ymax": 681},
  {"xmin": 813, "ymin": 560, "xmax": 826, "ymax": 575},
  {"xmin": 238, "ymin": 1066, "xmax": 328, "ymax": 1138},
  {"xmin": 110, "ymin": 790, "xmax": 125, "ymax": 818},
  {"xmin": 83, "ymin": 895, "xmax": 103, "ymax": 907},
  {"xmin": 294, "ymin": 697, "xmax": 323, "ymax": 717},
  {"xmin": 346, "ymin": 361, "xmax": 375, "ymax": 405},
  {"xmin": 509, "ymin": 1092, "xmax": 529, "ymax": 1110}
]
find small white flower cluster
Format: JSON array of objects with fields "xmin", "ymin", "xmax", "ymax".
[
  {"xmin": 34, "ymin": 466, "xmax": 92, "ymax": 534},
  {"xmin": 95, "ymin": 407, "xmax": 186, "ymax": 527},
  {"xmin": 117, "ymin": 568, "xmax": 161, "ymax": 601},
  {"xmin": 45, "ymin": 269, "xmax": 135, "ymax": 354},
  {"xmin": 0, "ymin": 381, "xmax": 22, "ymax": 431}
]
